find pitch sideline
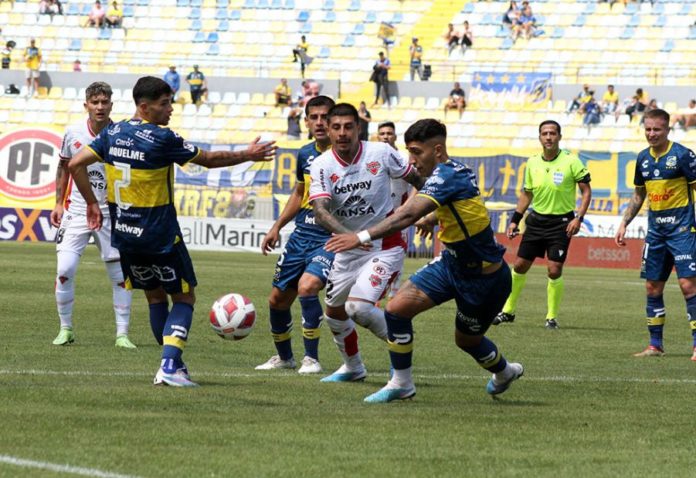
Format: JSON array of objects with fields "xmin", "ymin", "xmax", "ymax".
[{"xmin": 0, "ymin": 454, "xmax": 141, "ymax": 478}]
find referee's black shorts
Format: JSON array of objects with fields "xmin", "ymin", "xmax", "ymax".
[{"xmin": 517, "ymin": 211, "xmax": 575, "ymax": 263}]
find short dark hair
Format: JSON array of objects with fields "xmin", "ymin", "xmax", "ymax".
[
  {"xmin": 538, "ymin": 120, "xmax": 561, "ymax": 134},
  {"xmin": 85, "ymin": 81, "xmax": 112, "ymax": 100},
  {"xmin": 305, "ymin": 95, "xmax": 335, "ymax": 115},
  {"xmin": 643, "ymin": 108, "xmax": 670, "ymax": 124},
  {"xmin": 327, "ymin": 103, "xmax": 359, "ymax": 124},
  {"xmin": 378, "ymin": 121, "xmax": 395, "ymax": 131},
  {"xmin": 404, "ymin": 119, "xmax": 447, "ymax": 143},
  {"xmin": 133, "ymin": 76, "xmax": 172, "ymax": 105}
]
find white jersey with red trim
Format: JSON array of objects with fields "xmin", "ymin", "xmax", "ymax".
[
  {"xmin": 59, "ymin": 118, "xmax": 109, "ymax": 216},
  {"xmin": 309, "ymin": 141, "xmax": 412, "ymax": 248}
]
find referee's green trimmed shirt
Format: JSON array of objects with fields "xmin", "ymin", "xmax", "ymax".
[{"xmin": 523, "ymin": 149, "xmax": 589, "ymax": 215}]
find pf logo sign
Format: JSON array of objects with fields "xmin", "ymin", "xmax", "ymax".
[{"xmin": 0, "ymin": 129, "xmax": 61, "ymax": 200}]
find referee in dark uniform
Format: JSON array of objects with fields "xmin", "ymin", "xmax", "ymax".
[{"xmin": 494, "ymin": 120, "xmax": 592, "ymax": 329}]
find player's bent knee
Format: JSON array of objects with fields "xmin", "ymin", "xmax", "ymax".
[
  {"xmin": 345, "ymin": 300, "xmax": 373, "ymax": 326},
  {"xmin": 297, "ymin": 274, "xmax": 324, "ymax": 297},
  {"xmin": 268, "ymin": 287, "xmax": 296, "ymax": 309},
  {"xmin": 455, "ymin": 330, "xmax": 483, "ymax": 349}
]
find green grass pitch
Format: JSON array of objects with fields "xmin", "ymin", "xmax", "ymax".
[{"xmin": 1, "ymin": 242, "xmax": 695, "ymax": 477}]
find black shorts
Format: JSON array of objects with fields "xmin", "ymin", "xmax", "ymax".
[
  {"xmin": 119, "ymin": 240, "xmax": 198, "ymax": 294},
  {"xmin": 517, "ymin": 211, "xmax": 574, "ymax": 263}
]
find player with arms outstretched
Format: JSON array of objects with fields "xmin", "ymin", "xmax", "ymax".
[
  {"xmin": 309, "ymin": 103, "xmax": 423, "ymax": 383},
  {"xmin": 68, "ymin": 76, "xmax": 276, "ymax": 386},
  {"xmin": 615, "ymin": 108, "xmax": 696, "ymax": 360},
  {"xmin": 326, "ymin": 119, "xmax": 523, "ymax": 403},
  {"xmin": 50, "ymin": 81, "xmax": 135, "ymax": 349},
  {"xmin": 256, "ymin": 95, "xmax": 335, "ymax": 374}
]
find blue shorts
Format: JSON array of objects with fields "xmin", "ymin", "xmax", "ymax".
[
  {"xmin": 409, "ymin": 255, "xmax": 511, "ymax": 336},
  {"xmin": 119, "ymin": 240, "xmax": 198, "ymax": 294},
  {"xmin": 640, "ymin": 230, "xmax": 696, "ymax": 281},
  {"xmin": 272, "ymin": 233, "xmax": 334, "ymax": 291}
]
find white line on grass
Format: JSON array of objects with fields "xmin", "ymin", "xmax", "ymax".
[
  {"xmin": 1, "ymin": 369, "xmax": 695, "ymax": 385},
  {"xmin": 0, "ymin": 454, "xmax": 141, "ymax": 478}
]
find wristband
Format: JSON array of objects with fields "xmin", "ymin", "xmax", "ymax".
[
  {"xmin": 357, "ymin": 230, "xmax": 372, "ymax": 245},
  {"xmin": 510, "ymin": 211, "xmax": 524, "ymax": 225},
  {"xmin": 576, "ymin": 215, "xmax": 584, "ymax": 223}
]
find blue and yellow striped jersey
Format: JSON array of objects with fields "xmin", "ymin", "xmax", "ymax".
[
  {"xmin": 87, "ymin": 119, "xmax": 200, "ymax": 254},
  {"xmin": 418, "ymin": 160, "xmax": 505, "ymax": 272},
  {"xmin": 634, "ymin": 141, "xmax": 696, "ymax": 234},
  {"xmin": 294, "ymin": 141, "xmax": 331, "ymax": 241}
]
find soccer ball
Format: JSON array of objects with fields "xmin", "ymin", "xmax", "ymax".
[{"xmin": 209, "ymin": 293, "xmax": 256, "ymax": 340}]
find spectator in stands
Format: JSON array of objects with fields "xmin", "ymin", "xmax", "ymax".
[
  {"xmin": 86, "ymin": 0, "xmax": 106, "ymax": 27},
  {"xmin": 444, "ymin": 82, "xmax": 467, "ymax": 119},
  {"xmin": 514, "ymin": 3, "xmax": 537, "ymax": 41},
  {"xmin": 670, "ymin": 99, "xmax": 696, "ymax": 130},
  {"xmin": 601, "ymin": 84, "xmax": 619, "ymax": 114},
  {"xmin": 23, "ymin": 38, "xmax": 41, "ymax": 97},
  {"xmin": 287, "ymin": 104, "xmax": 302, "ymax": 140},
  {"xmin": 640, "ymin": 99, "xmax": 658, "ymax": 126},
  {"xmin": 163, "ymin": 65, "xmax": 180, "ymax": 100},
  {"xmin": 371, "ymin": 51, "xmax": 390, "ymax": 107},
  {"xmin": 621, "ymin": 88, "xmax": 649, "ymax": 122},
  {"xmin": 444, "ymin": 23, "xmax": 460, "ymax": 56},
  {"xmin": 567, "ymin": 84, "xmax": 591, "ymax": 114},
  {"xmin": 274, "ymin": 78, "xmax": 291, "ymax": 106},
  {"xmin": 186, "ymin": 64, "xmax": 207, "ymax": 105},
  {"xmin": 502, "ymin": 1, "xmax": 519, "ymax": 31},
  {"xmin": 358, "ymin": 101, "xmax": 371, "ymax": 141},
  {"xmin": 1, "ymin": 41, "xmax": 13, "ymax": 70},
  {"xmin": 105, "ymin": 1, "xmax": 122, "ymax": 28},
  {"xmin": 73, "ymin": 59, "xmax": 81, "ymax": 72},
  {"xmin": 460, "ymin": 21, "xmax": 474, "ymax": 51},
  {"xmin": 292, "ymin": 35, "xmax": 311, "ymax": 79},
  {"xmin": 583, "ymin": 91, "xmax": 602, "ymax": 129},
  {"xmin": 40, "ymin": 0, "xmax": 62, "ymax": 17},
  {"xmin": 409, "ymin": 38, "xmax": 424, "ymax": 81}
]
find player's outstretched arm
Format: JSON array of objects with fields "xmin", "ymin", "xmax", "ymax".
[
  {"xmin": 325, "ymin": 195, "xmax": 437, "ymax": 253},
  {"xmin": 615, "ymin": 186, "xmax": 646, "ymax": 247},
  {"xmin": 67, "ymin": 149, "xmax": 103, "ymax": 230},
  {"xmin": 193, "ymin": 137, "xmax": 277, "ymax": 168},
  {"xmin": 261, "ymin": 183, "xmax": 304, "ymax": 255},
  {"xmin": 50, "ymin": 160, "xmax": 71, "ymax": 227}
]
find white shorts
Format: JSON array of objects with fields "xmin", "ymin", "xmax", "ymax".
[
  {"xmin": 325, "ymin": 246, "xmax": 405, "ymax": 308},
  {"xmin": 25, "ymin": 68, "xmax": 39, "ymax": 80},
  {"xmin": 56, "ymin": 212, "xmax": 120, "ymax": 262}
]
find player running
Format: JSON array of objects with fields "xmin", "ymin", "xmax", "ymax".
[
  {"xmin": 615, "ymin": 108, "xmax": 696, "ymax": 360},
  {"xmin": 68, "ymin": 76, "xmax": 276, "ymax": 386},
  {"xmin": 325, "ymin": 119, "xmax": 523, "ymax": 403},
  {"xmin": 256, "ymin": 95, "xmax": 335, "ymax": 374},
  {"xmin": 309, "ymin": 103, "xmax": 423, "ymax": 383},
  {"xmin": 50, "ymin": 81, "xmax": 135, "ymax": 348}
]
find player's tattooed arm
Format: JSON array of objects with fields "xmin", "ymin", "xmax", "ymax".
[
  {"xmin": 312, "ymin": 198, "xmax": 351, "ymax": 234},
  {"xmin": 403, "ymin": 168, "xmax": 426, "ymax": 190},
  {"xmin": 621, "ymin": 187, "xmax": 647, "ymax": 226}
]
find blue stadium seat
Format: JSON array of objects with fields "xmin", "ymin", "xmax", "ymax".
[
  {"xmin": 660, "ymin": 39, "xmax": 674, "ymax": 52},
  {"xmin": 500, "ymin": 37, "xmax": 513, "ymax": 49},
  {"xmin": 481, "ymin": 13, "xmax": 494, "ymax": 25},
  {"xmin": 176, "ymin": 0, "xmax": 189, "ymax": 5},
  {"xmin": 342, "ymin": 35, "xmax": 355, "ymax": 47},
  {"xmin": 624, "ymin": 2, "xmax": 638, "ymax": 14},
  {"xmin": 680, "ymin": 3, "xmax": 692, "ymax": 15},
  {"xmin": 323, "ymin": 0, "xmax": 334, "ymax": 10},
  {"xmin": 123, "ymin": 0, "xmax": 135, "ymax": 5},
  {"xmin": 318, "ymin": 46, "xmax": 330, "ymax": 58},
  {"xmin": 243, "ymin": 0, "xmax": 255, "ymax": 8},
  {"xmin": 258, "ymin": 0, "xmax": 270, "ymax": 8},
  {"xmin": 627, "ymin": 14, "xmax": 639, "ymax": 28},
  {"xmin": 620, "ymin": 27, "xmax": 634, "ymax": 40},
  {"xmin": 297, "ymin": 10, "xmax": 309, "ymax": 22},
  {"xmin": 283, "ymin": 0, "xmax": 295, "ymax": 9},
  {"xmin": 207, "ymin": 44, "xmax": 220, "ymax": 55},
  {"xmin": 136, "ymin": 0, "xmax": 149, "ymax": 5},
  {"xmin": 572, "ymin": 15, "xmax": 586, "ymax": 27},
  {"xmin": 348, "ymin": 0, "xmax": 359, "ymax": 11},
  {"xmin": 98, "ymin": 28, "xmax": 112, "ymax": 40},
  {"xmin": 299, "ymin": 22, "xmax": 312, "ymax": 34},
  {"xmin": 217, "ymin": 19, "xmax": 229, "ymax": 31},
  {"xmin": 584, "ymin": 2, "xmax": 595, "ymax": 14},
  {"xmin": 68, "ymin": 39, "xmax": 82, "ymax": 51},
  {"xmin": 193, "ymin": 31, "xmax": 206, "ymax": 42},
  {"xmin": 364, "ymin": 11, "xmax": 376, "ymax": 23},
  {"xmin": 271, "ymin": 0, "xmax": 282, "ymax": 8},
  {"xmin": 462, "ymin": 3, "xmax": 474, "ymax": 14},
  {"xmin": 550, "ymin": 27, "xmax": 564, "ymax": 39},
  {"xmin": 207, "ymin": 32, "xmax": 219, "ymax": 42},
  {"xmin": 189, "ymin": 19, "xmax": 202, "ymax": 30},
  {"xmin": 654, "ymin": 15, "xmax": 666, "ymax": 28},
  {"xmin": 216, "ymin": 0, "xmax": 229, "ymax": 6},
  {"xmin": 66, "ymin": 3, "xmax": 79, "ymax": 15},
  {"xmin": 323, "ymin": 11, "xmax": 335, "ymax": 22},
  {"xmin": 391, "ymin": 12, "xmax": 402, "ymax": 23},
  {"xmin": 123, "ymin": 5, "xmax": 135, "ymax": 16},
  {"xmin": 190, "ymin": 8, "xmax": 201, "ymax": 19},
  {"xmin": 229, "ymin": 9, "xmax": 241, "ymax": 20},
  {"xmin": 353, "ymin": 23, "xmax": 364, "ymax": 34},
  {"xmin": 215, "ymin": 8, "xmax": 227, "ymax": 19},
  {"xmin": 190, "ymin": 0, "xmax": 202, "ymax": 6},
  {"xmin": 81, "ymin": 3, "xmax": 91, "ymax": 14}
]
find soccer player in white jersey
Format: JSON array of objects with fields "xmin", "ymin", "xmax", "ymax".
[
  {"xmin": 378, "ymin": 121, "xmax": 414, "ymax": 298},
  {"xmin": 49, "ymin": 81, "xmax": 135, "ymax": 348},
  {"xmin": 309, "ymin": 103, "xmax": 423, "ymax": 382}
]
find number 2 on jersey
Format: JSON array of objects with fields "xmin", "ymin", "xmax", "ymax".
[{"xmin": 113, "ymin": 162, "xmax": 133, "ymax": 210}]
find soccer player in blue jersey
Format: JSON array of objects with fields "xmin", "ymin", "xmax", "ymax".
[
  {"xmin": 68, "ymin": 76, "xmax": 277, "ymax": 387},
  {"xmin": 326, "ymin": 119, "xmax": 524, "ymax": 403},
  {"xmin": 256, "ymin": 95, "xmax": 335, "ymax": 374},
  {"xmin": 615, "ymin": 108, "xmax": 696, "ymax": 361}
]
